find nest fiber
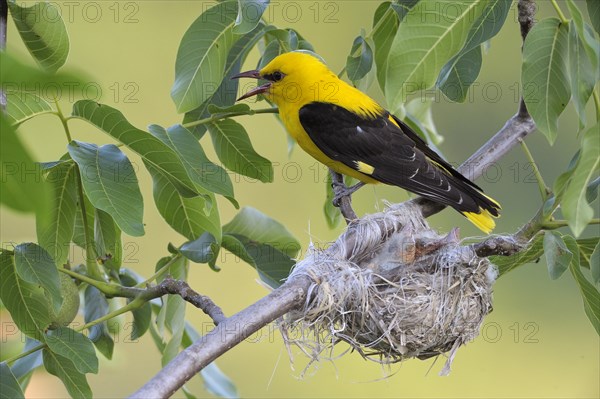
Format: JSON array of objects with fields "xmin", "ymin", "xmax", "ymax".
[{"xmin": 282, "ymin": 203, "xmax": 496, "ymax": 375}]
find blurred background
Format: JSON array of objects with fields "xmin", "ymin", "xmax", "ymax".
[{"xmin": 1, "ymin": 0, "xmax": 598, "ymax": 397}]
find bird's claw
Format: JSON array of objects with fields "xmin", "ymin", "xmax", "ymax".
[{"xmin": 331, "ymin": 182, "xmax": 365, "ymax": 207}]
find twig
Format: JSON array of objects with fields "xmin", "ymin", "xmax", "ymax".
[
  {"xmin": 147, "ymin": 277, "xmax": 227, "ymax": 325},
  {"xmin": 330, "ymin": 170, "xmax": 358, "ymax": 223},
  {"xmin": 470, "ymin": 236, "xmax": 525, "ymax": 258}
]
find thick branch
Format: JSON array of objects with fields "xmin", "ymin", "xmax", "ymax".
[{"xmin": 129, "ymin": 276, "xmax": 310, "ymax": 399}]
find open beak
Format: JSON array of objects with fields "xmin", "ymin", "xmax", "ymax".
[{"xmin": 232, "ymin": 70, "xmax": 271, "ymax": 101}]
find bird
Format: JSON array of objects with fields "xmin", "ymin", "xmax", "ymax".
[{"xmin": 232, "ymin": 51, "xmax": 501, "ymax": 233}]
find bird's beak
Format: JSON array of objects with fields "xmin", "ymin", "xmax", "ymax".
[{"xmin": 232, "ymin": 70, "xmax": 270, "ymax": 101}]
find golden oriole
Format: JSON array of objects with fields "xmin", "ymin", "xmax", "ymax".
[{"xmin": 233, "ymin": 52, "xmax": 500, "ymax": 233}]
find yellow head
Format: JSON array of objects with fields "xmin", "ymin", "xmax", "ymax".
[{"xmin": 233, "ymin": 51, "xmax": 340, "ymax": 107}]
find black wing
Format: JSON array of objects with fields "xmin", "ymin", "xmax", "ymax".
[{"xmin": 298, "ymin": 102, "xmax": 499, "ymax": 215}]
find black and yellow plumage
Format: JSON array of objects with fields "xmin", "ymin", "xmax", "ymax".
[{"xmin": 234, "ymin": 52, "xmax": 501, "ymax": 233}]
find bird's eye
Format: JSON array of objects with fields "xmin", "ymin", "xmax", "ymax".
[{"xmin": 272, "ymin": 71, "xmax": 283, "ymax": 81}]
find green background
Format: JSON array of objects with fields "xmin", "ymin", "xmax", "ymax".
[{"xmin": 1, "ymin": 0, "xmax": 598, "ymax": 397}]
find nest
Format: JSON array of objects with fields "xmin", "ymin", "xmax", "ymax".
[{"xmin": 280, "ymin": 203, "xmax": 497, "ymax": 376}]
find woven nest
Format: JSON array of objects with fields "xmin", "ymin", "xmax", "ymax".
[{"xmin": 280, "ymin": 203, "xmax": 497, "ymax": 376}]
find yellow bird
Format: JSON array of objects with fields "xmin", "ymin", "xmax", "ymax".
[{"xmin": 233, "ymin": 51, "xmax": 500, "ymax": 233}]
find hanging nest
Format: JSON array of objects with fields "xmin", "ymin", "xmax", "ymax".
[{"xmin": 280, "ymin": 203, "xmax": 497, "ymax": 376}]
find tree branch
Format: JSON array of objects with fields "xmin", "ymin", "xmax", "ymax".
[
  {"xmin": 143, "ymin": 277, "xmax": 227, "ymax": 325},
  {"xmin": 131, "ymin": 1, "xmax": 540, "ymax": 397},
  {"xmin": 129, "ymin": 276, "xmax": 311, "ymax": 399},
  {"xmin": 330, "ymin": 170, "xmax": 358, "ymax": 222}
]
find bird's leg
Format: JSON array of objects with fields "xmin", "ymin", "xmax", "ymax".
[{"xmin": 329, "ymin": 170, "xmax": 361, "ymax": 223}]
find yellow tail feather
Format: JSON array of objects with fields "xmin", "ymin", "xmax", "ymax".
[{"xmin": 463, "ymin": 209, "xmax": 497, "ymax": 234}]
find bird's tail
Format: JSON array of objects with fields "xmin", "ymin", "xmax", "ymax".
[{"xmin": 460, "ymin": 193, "xmax": 501, "ymax": 234}]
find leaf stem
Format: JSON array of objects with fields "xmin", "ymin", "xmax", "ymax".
[
  {"xmin": 542, "ymin": 218, "xmax": 600, "ymax": 229},
  {"xmin": 520, "ymin": 139, "xmax": 550, "ymax": 200},
  {"xmin": 53, "ymin": 97, "xmax": 73, "ymax": 143},
  {"xmin": 3, "ymin": 343, "xmax": 45, "ymax": 365},
  {"xmin": 77, "ymin": 298, "xmax": 144, "ymax": 332},
  {"xmin": 550, "ymin": 0, "xmax": 569, "ymax": 24},
  {"xmin": 182, "ymin": 108, "xmax": 278, "ymax": 129},
  {"xmin": 593, "ymin": 89, "xmax": 600, "ymax": 122},
  {"xmin": 59, "ymin": 267, "xmax": 124, "ymax": 297},
  {"xmin": 339, "ymin": 5, "xmax": 395, "ymax": 79},
  {"xmin": 135, "ymin": 254, "xmax": 182, "ymax": 287}
]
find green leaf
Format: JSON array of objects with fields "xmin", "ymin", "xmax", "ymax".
[
  {"xmin": 586, "ymin": 0, "xmax": 600, "ymax": 36},
  {"xmin": 119, "ymin": 270, "xmax": 152, "ymax": 340},
  {"xmin": 586, "ymin": 177, "xmax": 600, "ymax": 203},
  {"xmin": 492, "ymin": 234, "xmax": 544, "ymax": 276},
  {"xmin": 404, "ymin": 97, "xmax": 444, "ymax": 146},
  {"xmin": 171, "ymin": 0, "xmax": 239, "ymax": 113},
  {"xmin": 385, "ymin": 0, "xmax": 487, "ymax": 111},
  {"xmin": 562, "ymin": 125, "xmax": 600, "ymax": 236},
  {"xmin": 201, "ymin": 363, "xmax": 239, "ymax": 398},
  {"xmin": 0, "ymin": 253, "xmax": 50, "ymax": 340},
  {"xmin": 437, "ymin": 0, "xmax": 512, "ymax": 102},
  {"xmin": 0, "ymin": 51, "xmax": 87, "ymax": 88},
  {"xmin": 36, "ymin": 160, "xmax": 78, "ymax": 268},
  {"xmin": 14, "ymin": 243, "xmax": 62, "ymax": 312},
  {"xmin": 208, "ymin": 104, "xmax": 252, "ymax": 115},
  {"xmin": 234, "ymin": 0, "xmax": 269, "ymax": 34},
  {"xmin": 8, "ymin": 1, "xmax": 69, "ymax": 72},
  {"xmin": 346, "ymin": 34, "xmax": 373, "ymax": 82},
  {"xmin": 72, "ymin": 192, "xmax": 94, "ymax": 250},
  {"xmin": 42, "ymin": 349, "xmax": 92, "ymax": 399},
  {"xmin": 4, "ymin": 91, "xmax": 53, "ymax": 126},
  {"xmin": 0, "ymin": 362, "xmax": 25, "ymax": 399},
  {"xmin": 223, "ymin": 207, "xmax": 300, "ymax": 257},
  {"xmin": 46, "ymin": 327, "xmax": 98, "ymax": 374},
  {"xmin": 258, "ymin": 39, "xmax": 283, "ymax": 70},
  {"xmin": 94, "ymin": 209, "xmax": 122, "ymax": 274},
  {"xmin": 591, "ymin": 240, "xmax": 600, "ymax": 283},
  {"xmin": 0, "ymin": 115, "xmax": 48, "ymax": 213},
  {"xmin": 180, "ymin": 233, "xmax": 219, "ymax": 264},
  {"xmin": 222, "ymin": 234, "xmax": 295, "ymax": 288},
  {"xmin": 207, "ymin": 119, "xmax": 273, "ymax": 183},
  {"xmin": 372, "ymin": 1, "xmax": 419, "ymax": 89},
  {"xmin": 564, "ymin": 236, "xmax": 600, "ymax": 334},
  {"xmin": 522, "ymin": 18, "xmax": 570, "ymax": 144},
  {"xmin": 576, "ymin": 237, "xmax": 600, "ymax": 269},
  {"xmin": 146, "ymin": 163, "xmax": 222, "ymax": 242},
  {"xmin": 71, "ymin": 100, "xmax": 199, "ymax": 198},
  {"xmin": 183, "ymin": 24, "xmax": 269, "ymax": 138},
  {"xmin": 148, "ymin": 124, "xmax": 235, "ymax": 203},
  {"xmin": 543, "ymin": 231, "xmax": 573, "ymax": 280},
  {"xmin": 437, "ymin": 45, "xmax": 482, "ymax": 102},
  {"xmin": 160, "ymin": 258, "xmax": 187, "ymax": 365},
  {"xmin": 68, "ymin": 141, "xmax": 145, "ymax": 237},
  {"xmin": 567, "ymin": 20, "xmax": 597, "ymax": 129},
  {"xmin": 83, "ymin": 286, "xmax": 114, "ymax": 360}
]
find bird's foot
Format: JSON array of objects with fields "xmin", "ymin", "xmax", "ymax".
[{"xmin": 332, "ymin": 182, "xmax": 365, "ymax": 207}]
